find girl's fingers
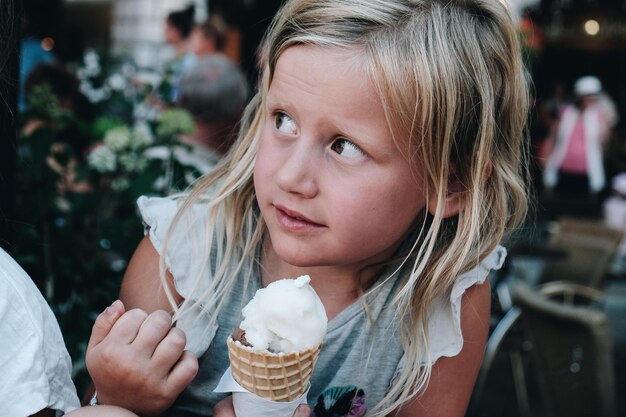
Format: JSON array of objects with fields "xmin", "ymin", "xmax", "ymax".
[
  {"xmin": 87, "ymin": 300, "xmax": 125, "ymax": 349},
  {"xmin": 105, "ymin": 308, "xmax": 149, "ymax": 344},
  {"xmin": 165, "ymin": 349, "xmax": 199, "ymax": 394},
  {"xmin": 132, "ymin": 310, "xmax": 174, "ymax": 356},
  {"xmin": 151, "ymin": 326, "xmax": 187, "ymax": 368}
]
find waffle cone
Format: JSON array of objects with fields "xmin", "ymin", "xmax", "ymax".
[{"xmin": 227, "ymin": 336, "xmax": 322, "ymax": 402}]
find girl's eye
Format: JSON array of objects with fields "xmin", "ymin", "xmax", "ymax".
[
  {"xmin": 330, "ymin": 138, "xmax": 364, "ymax": 159},
  {"xmin": 274, "ymin": 112, "xmax": 298, "ymax": 135}
]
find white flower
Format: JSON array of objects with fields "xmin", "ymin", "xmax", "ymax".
[
  {"xmin": 103, "ymin": 127, "xmax": 132, "ymax": 151},
  {"xmin": 88, "ymin": 146, "xmax": 117, "ymax": 173},
  {"xmin": 143, "ymin": 146, "xmax": 169, "ymax": 161},
  {"xmin": 79, "ymin": 81, "xmax": 111, "ymax": 103},
  {"xmin": 134, "ymin": 70, "xmax": 161, "ymax": 88},
  {"xmin": 121, "ymin": 63, "xmax": 135, "ymax": 78},
  {"xmin": 133, "ymin": 101, "xmax": 161, "ymax": 122},
  {"xmin": 152, "ymin": 175, "xmax": 168, "ymax": 191},
  {"xmin": 119, "ymin": 153, "xmax": 148, "ymax": 173},
  {"xmin": 111, "ymin": 178, "xmax": 131, "ymax": 192},
  {"xmin": 83, "ymin": 49, "xmax": 101, "ymax": 77},
  {"xmin": 131, "ymin": 123, "xmax": 153, "ymax": 149},
  {"xmin": 107, "ymin": 73, "xmax": 126, "ymax": 91}
]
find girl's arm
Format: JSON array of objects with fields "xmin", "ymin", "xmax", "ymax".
[
  {"xmin": 392, "ymin": 280, "xmax": 491, "ymax": 417},
  {"xmin": 66, "ymin": 405, "xmax": 140, "ymax": 417},
  {"xmin": 118, "ymin": 235, "xmax": 182, "ymax": 311},
  {"xmin": 84, "ymin": 237, "xmax": 199, "ymax": 416}
]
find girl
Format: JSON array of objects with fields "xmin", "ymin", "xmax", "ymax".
[{"xmin": 81, "ymin": 0, "xmax": 530, "ymax": 416}]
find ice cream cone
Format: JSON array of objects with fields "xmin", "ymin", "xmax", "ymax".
[{"xmin": 227, "ymin": 336, "xmax": 322, "ymax": 402}]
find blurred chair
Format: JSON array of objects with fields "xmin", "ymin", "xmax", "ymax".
[
  {"xmin": 468, "ymin": 304, "xmax": 531, "ymax": 417},
  {"xmin": 468, "ymin": 279, "xmax": 616, "ymax": 417},
  {"xmin": 537, "ymin": 217, "xmax": 622, "ymax": 288},
  {"xmin": 512, "ymin": 280, "xmax": 616, "ymax": 417},
  {"xmin": 539, "ymin": 280, "xmax": 605, "ymax": 305}
]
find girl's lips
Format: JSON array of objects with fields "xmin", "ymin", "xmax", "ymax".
[{"xmin": 274, "ymin": 205, "xmax": 324, "ymax": 230}]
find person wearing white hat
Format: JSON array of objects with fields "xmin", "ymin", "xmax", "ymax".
[
  {"xmin": 573, "ymin": 75, "xmax": 602, "ymax": 96},
  {"xmin": 542, "ymin": 75, "xmax": 618, "ymax": 211}
]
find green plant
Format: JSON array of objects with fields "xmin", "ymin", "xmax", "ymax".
[{"xmin": 15, "ymin": 58, "xmax": 202, "ymax": 393}]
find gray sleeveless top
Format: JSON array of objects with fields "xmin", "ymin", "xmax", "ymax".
[{"xmin": 138, "ymin": 196, "xmax": 506, "ymax": 417}]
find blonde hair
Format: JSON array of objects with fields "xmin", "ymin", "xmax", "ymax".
[{"xmin": 161, "ymin": 0, "xmax": 529, "ymax": 415}]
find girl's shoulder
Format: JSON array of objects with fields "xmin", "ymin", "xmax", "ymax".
[
  {"xmin": 137, "ymin": 195, "xmax": 215, "ymax": 299},
  {"xmin": 427, "ymin": 245, "xmax": 505, "ymax": 362},
  {"xmin": 393, "ymin": 245, "xmax": 505, "ymax": 368},
  {"xmin": 136, "ymin": 194, "xmax": 260, "ymax": 357}
]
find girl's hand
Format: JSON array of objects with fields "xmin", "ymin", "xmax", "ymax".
[
  {"xmin": 85, "ymin": 300, "xmax": 199, "ymax": 416},
  {"xmin": 213, "ymin": 396, "xmax": 312, "ymax": 417}
]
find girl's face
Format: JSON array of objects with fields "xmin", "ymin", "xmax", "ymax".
[{"xmin": 254, "ymin": 45, "xmax": 427, "ymax": 272}]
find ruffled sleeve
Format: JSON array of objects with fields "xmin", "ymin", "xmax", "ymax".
[
  {"xmin": 137, "ymin": 195, "xmax": 219, "ymax": 356},
  {"xmin": 396, "ymin": 245, "xmax": 506, "ymax": 371},
  {"xmin": 427, "ymin": 245, "xmax": 506, "ymax": 362}
]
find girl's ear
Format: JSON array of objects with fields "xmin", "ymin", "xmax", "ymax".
[
  {"xmin": 426, "ymin": 163, "xmax": 492, "ymax": 218},
  {"xmin": 426, "ymin": 191, "xmax": 464, "ymax": 218}
]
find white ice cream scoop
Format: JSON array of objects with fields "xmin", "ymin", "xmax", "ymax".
[{"xmin": 239, "ymin": 275, "xmax": 328, "ymax": 353}]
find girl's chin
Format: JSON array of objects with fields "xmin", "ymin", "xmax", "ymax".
[
  {"xmin": 271, "ymin": 247, "xmax": 330, "ymax": 269},
  {"xmin": 265, "ymin": 233, "xmax": 348, "ymax": 269},
  {"xmin": 274, "ymin": 252, "xmax": 321, "ymax": 268}
]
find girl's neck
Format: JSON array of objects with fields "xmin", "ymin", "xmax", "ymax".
[{"xmin": 260, "ymin": 236, "xmax": 381, "ymax": 320}]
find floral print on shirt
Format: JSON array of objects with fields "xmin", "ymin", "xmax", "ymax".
[{"xmin": 311, "ymin": 386, "xmax": 366, "ymax": 417}]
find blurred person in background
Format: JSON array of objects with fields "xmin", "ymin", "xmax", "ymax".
[
  {"xmin": 542, "ymin": 75, "xmax": 618, "ymax": 214},
  {"xmin": 176, "ymin": 54, "xmax": 247, "ymax": 171},
  {"xmin": 188, "ymin": 15, "xmax": 228, "ymax": 62},
  {"xmin": 162, "ymin": 4, "xmax": 196, "ymax": 101},
  {"xmin": 164, "ymin": 4, "xmax": 196, "ymax": 66},
  {"xmin": 178, "ymin": 55, "xmax": 248, "ymax": 155},
  {"xmin": 145, "ymin": 54, "xmax": 248, "ymax": 174}
]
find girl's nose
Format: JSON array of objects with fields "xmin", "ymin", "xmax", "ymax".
[{"xmin": 275, "ymin": 144, "xmax": 319, "ymax": 198}]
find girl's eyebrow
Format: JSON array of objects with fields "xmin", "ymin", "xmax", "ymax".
[
  {"xmin": 265, "ymin": 93, "xmax": 280, "ymax": 108},
  {"xmin": 265, "ymin": 94, "xmax": 278, "ymax": 107},
  {"xmin": 265, "ymin": 93, "xmax": 296, "ymax": 114}
]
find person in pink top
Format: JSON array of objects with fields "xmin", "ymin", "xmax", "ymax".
[{"xmin": 543, "ymin": 76, "xmax": 618, "ymax": 198}]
